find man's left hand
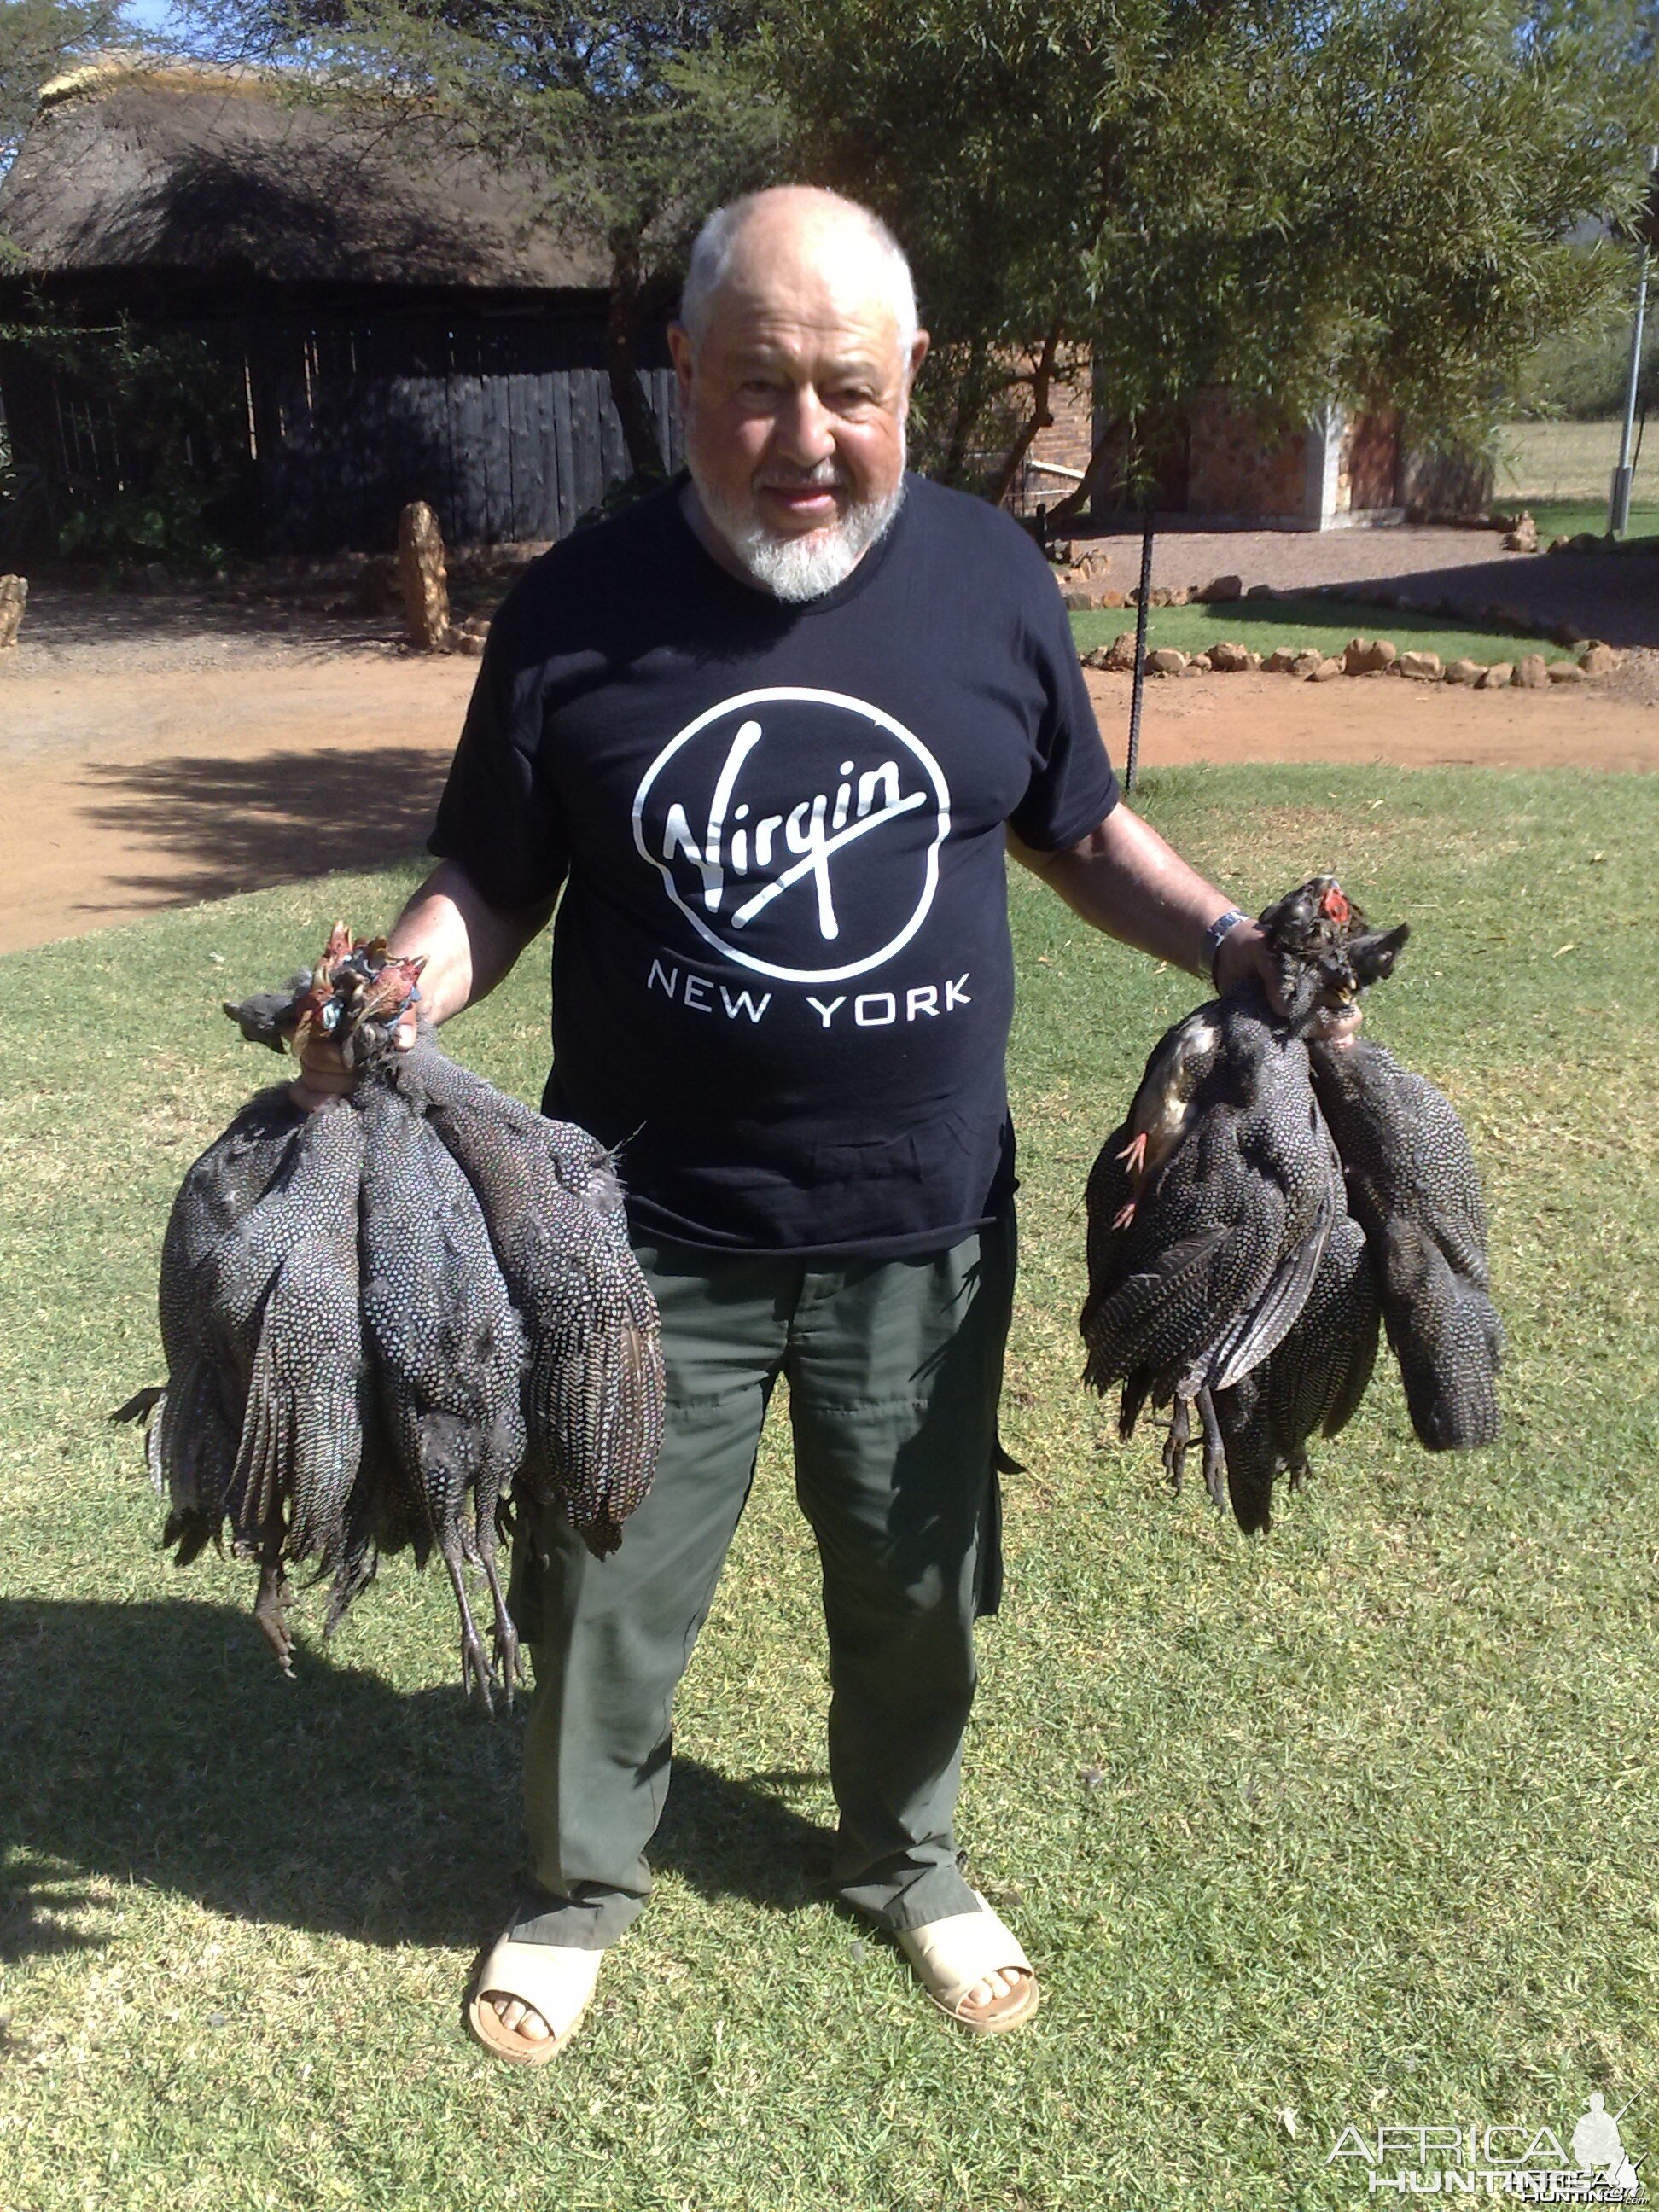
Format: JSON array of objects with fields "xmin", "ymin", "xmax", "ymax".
[{"xmin": 1213, "ymin": 918, "xmax": 1362, "ymax": 1048}]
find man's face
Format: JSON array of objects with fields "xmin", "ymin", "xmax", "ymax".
[{"xmin": 670, "ymin": 213, "xmax": 928, "ymax": 599}]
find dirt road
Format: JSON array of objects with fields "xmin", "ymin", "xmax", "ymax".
[{"xmin": 2, "ymin": 591, "xmax": 1656, "ymax": 957}]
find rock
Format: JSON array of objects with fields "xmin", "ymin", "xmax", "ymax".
[
  {"xmin": 1476, "ymin": 662, "xmax": 1512, "ymax": 690},
  {"xmin": 1551, "ymin": 620, "xmax": 1587, "ymax": 648},
  {"xmin": 1183, "ymin": 654, "xmax": 1211, "ymax": 674},
  {"xmin": 1048, "ymin": 539, "xmax": 1076, "ymax": 566},
  {"xmin": 1515, "ymin": 653, "xmax": 1550, "ymax": 690},
  {"xmin": 1398, "ymin": 649, "xmax": 1443, "ymax": 682},
  {"xmin": 1290, "ymin": 649, "xmax": 1325, "ymax": 678},
  {"xmin": 1570, "ymin": 532, "xmax": 1601, "ymax": 553},
  {"xmin": 1243, "ymin": 649, "xmax": 1262, "ymax": 672},
  {"xmin": 1580, "ymin": 643, "xmax": 1621, "ymax": 677},
  {"xmin": 1078, "ymin": 548, "xmax": 1112, "ymax": 576},
  {"xmin": 1547, "ymin": 535, "xmax": 1570, "ymax": 554},
  {"xmin": 1309, "ymin": 656, "xmax": 1344, "ymax": 683},
  {"xmin": 1501, "ymin": 513, "xmax": 1538, "ymax": 553},
  {"xmin": 1095, "ymin": 589, "xmax": 1127, "ymax": 609},
  {"xmin": 1263, "ymin": 647, "xmax": 1301, "ymax": 674},
  {"xmin": 397, "ymin": 499, "xmax": 451, "ymax": 651},
  {"xmin": 1208, "ymin": 640, "xmax": 1252, "ymax": 672},
  {"xmin": 1245, "ymin": 583, "xmax": 1275, "ymax": 600},
  {"xmin": 1080, "ymin": 647, "xmax": 1111, "ymax": 671},
  {"xmin": 1443, "ymin": 658, "xmax": 1482, "ymax": 685},
  {"xmin": 1062, "ymin": 588, "xmax": 1098, "ymax": 611},
  {"xmin": 1198, "ymin": 573, "xmax": 1243, "ymax": 602},
  {"xmin": 0, "ymin": 573, "xmax": 26, "ymax": 651},
  {"xmin": 1147, "ymin": 647, "xmax": 1188, "ymax": 676},
  {"xmin": 1547, "ymin": 660, "xmax": 1586, "ymax": 684},
  {"xmin": 1343, "ymin": 636, "xmax": 1377, "ymax": 674}
]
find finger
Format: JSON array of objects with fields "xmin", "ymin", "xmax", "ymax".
[{"xmin": 394, "ymin": 1012, "xmax": 418, "ymax": 1051}]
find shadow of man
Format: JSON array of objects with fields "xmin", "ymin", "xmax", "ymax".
[{"xmin": 0, "ymin": 1598, "xmax": 831, "ymax": 1965}]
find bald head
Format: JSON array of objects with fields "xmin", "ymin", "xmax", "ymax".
[
  {"xmin": 680, "ymin": 187, "xmax": 918, "ymax": 356},
  {"xmin": 669, "ymin": 185, "xmax": 928, "ymax": 602}
]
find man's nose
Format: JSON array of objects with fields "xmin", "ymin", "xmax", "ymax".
[{"xmin": 769, "ymin": 382, "xmax": 837, "ymax": 468}]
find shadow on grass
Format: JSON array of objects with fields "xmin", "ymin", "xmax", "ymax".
[
  {"xmin": 74, "ymin": 746, "xmax": 451, "ymax": 914},
  {"xmin": 0, "ymin": 1598, "xmax": 831, "ymax": 1965}
]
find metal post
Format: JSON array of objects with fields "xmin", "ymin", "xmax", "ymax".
[
  {"xmin": 1609, "ymin": 146, "xmax": 1657, "ymax": 538},
  {"xmin": 1125, "ymin": 521, "xmax": 1155, "ymax": 795}
]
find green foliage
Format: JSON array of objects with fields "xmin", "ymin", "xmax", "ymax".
[
  {"xmin": 0, "ymin": 0, "xmax": 128, "ymax": 168},
  {"xmin": 0, "ymin": 315, "xmax": 242, "ymax": 568},
  {"xmin": 1511, "ymin": 294, "xmax": 1657, "ymax": 421},
  {"xmin": 3, "ymin": 766, "xmax": 1657, "ymax": 2207},
  {"xmin": 759, "ymin": 0, "xmax": 1659, "ymax": 493}
]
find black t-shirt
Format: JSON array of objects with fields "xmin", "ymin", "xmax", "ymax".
[{"xmin": 429, "ymin": 472, "xmax": 1119, "ymax": 1259}]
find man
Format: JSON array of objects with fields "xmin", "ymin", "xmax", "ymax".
[{"xmin": 300, "ymin": 184, "xmax": 1339, "ymax": 2060}]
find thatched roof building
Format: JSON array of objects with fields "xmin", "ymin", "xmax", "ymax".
[
  {"xmin": 0, "ymin": 59, "xmax": 679, "ymax": 555},
  {"xmin": 0, "ymin": 56, "xmax": 608, "ymax": 304}
]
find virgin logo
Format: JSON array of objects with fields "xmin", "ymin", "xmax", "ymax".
[{"xmin": 632, "ymin": 686, "xmax": 952, "ymax": 984}]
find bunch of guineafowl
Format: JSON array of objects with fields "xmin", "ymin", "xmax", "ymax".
[
  {"xmin": 118, "ymin": 879, "xmax": 1499, "ymax": 1703},
  {"xmin": 116, "ymin": 926, "xmax": 665, "ymax": 1709},
  {"xmin": 1080, "ymin": 876, "xmax": 1502, "ymax": 1531}
]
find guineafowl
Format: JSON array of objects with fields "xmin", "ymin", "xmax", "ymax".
[
  {"xmin": 1212, "ymin": 1209, "xmax": 1380, "ymax": 1532},
  {"xmin": 387, "ymin": 1039, "xmax": 664, "ymax": 1560},
  {"xmin": 356, "ymin": 1082, "xmax": 528, "ymax": 1707},
  {"xmin": 1308, "ymin": 1037, "xmax": 1502, "ymax": 1451},
  {"xmin": 1081, "ymin": 986, "xmax": 1341, "ymax": 1511},
  {"xmin": 119, "ymin": 925, "xmax": 666, "ymax": 1700}
]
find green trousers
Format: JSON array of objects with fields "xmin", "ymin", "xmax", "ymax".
[{"xmin": 504, "ymin": 1204, "xmax": 1016, "ymax": 1949}]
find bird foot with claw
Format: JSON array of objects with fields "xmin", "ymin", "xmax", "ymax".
[
  {"xmin": 253, "ymin": 1568, "xmax": 296, "ymax": 1675},
  {"xmin": 1161, "ymin": 1400, "xmax": 1191, "ymax": 1494}
]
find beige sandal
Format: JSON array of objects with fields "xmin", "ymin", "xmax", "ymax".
[
  {"xmin": 897, "ymin": 1892, "xmax": 1040, "ymax": 2035},
  {"xmin": 464, "ymin": 1931, "xmax": 605, "ymax": 2065}
]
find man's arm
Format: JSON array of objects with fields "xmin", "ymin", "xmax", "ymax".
[
  {"xmin": 1009, "ymin": 802, "xmax": 1358, "ymax": 1032},
  {"xmin": 290, "ymin": 860, "xmax": 555, "ymax": 1109}
]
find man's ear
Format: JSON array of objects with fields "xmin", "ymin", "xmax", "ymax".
[
  {"xmin": 909, "ymin": 329, "xmax": 930, "ymax": 382},
  {"xmin": 668, "ymin": 322, "xmax": 696, "ymax": 397}
]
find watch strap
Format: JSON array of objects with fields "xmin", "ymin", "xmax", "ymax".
[{"xmin": 1203, "ymin": 907, "xmax": 1250, "ymax": 989}]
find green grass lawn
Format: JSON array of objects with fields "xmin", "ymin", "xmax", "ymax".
[
  {"xmin": 1521, "ymin": 499, "xmax": 1659, "ymax": 548},
  {"xmin": 3, "ymin": 765, "xmax": 1658, "ymax": 2210},
  {"xmin": 1069, "ymin": 596, "xmax": 1579, "ymax": 668}
]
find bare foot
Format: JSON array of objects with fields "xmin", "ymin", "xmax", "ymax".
[{"xmin": 487, "ymin": 1994, "xmax": 553, "ymax": 2042}]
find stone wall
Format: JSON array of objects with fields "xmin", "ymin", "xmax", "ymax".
[{"xmin": 1185, "ymin": 391, "xmax": 1309, "ymax": 519}]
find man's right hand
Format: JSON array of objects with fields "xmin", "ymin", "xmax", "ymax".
[{"xmin": 288, "ymin": 1010, "xmax": 416, "ymax": 1114}]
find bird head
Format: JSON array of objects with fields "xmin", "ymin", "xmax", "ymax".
[
  {"xmin": 1256, "ymin": 876, "xmax": 1408, "ymax": 1035},
  {"xmin": 222, "ymin": 925, "xmax": 424, "ymax": 1070}
]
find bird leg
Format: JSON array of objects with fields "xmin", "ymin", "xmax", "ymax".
[
  {"xmin": 477, "ymin": 1537, "xmax": 523, "ymax": 1702},
  {"xmin": 1161, "ymin": 1397, "xmax": 1191, "ymax": 1493},
  {"xmin": 1286, "ymin": 1447, "xmax": 1312, "ymax": 1493},
  {"xmin": 438, "ymin": 1539, "xmax": 497, "ymax": 1715},
  {"xmin": 1113, "ymin": 1131, "xmax": 1149, "ymax": 1230},
  {"xmin": 1196, "ymin": 1388, "xmax": 1227, "ymax": 1512},
  {"xmin": 253, "ymin": 1562, "xmax": 295, "ymax": 1675}
]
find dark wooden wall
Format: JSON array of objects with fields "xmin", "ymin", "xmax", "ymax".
[{"xmin": 0, "ymin": 297, "xmax": 686, "ymax": 556}]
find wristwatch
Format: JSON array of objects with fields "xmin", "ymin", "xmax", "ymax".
[{"xmin": 1202, "ymin": 907, "xmax": 1250, "ymax": 990}]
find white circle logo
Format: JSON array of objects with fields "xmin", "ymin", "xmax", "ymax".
[{"xmin": 632, "ymin": 686, "xmax": 952, "ymax": 985}]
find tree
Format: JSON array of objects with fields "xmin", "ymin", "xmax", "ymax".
[
  {"xmin": 186, "ymin": 0, "xmax": 786, "ymax": 476},
  {"xmin": 1, "ymin": 0, "xmax": 130, "ymax": 171},
  {"xmin": 757, "ymin": 0, "xmax": 1659, "ymax": 507}
]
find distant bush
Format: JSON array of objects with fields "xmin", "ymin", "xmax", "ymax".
[{"xmin": 1512, "ymin": 316, "xmax": 1656, "ymax": 421}]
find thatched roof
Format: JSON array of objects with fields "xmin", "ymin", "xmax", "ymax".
[{"xmin": 0, "ymin": 57, "xmax": 608, "ymax": 294}]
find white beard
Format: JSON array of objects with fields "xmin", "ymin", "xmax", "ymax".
[{"xmin": 694, "ymin": 458, "xmax": 908, "ymax": 603}]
